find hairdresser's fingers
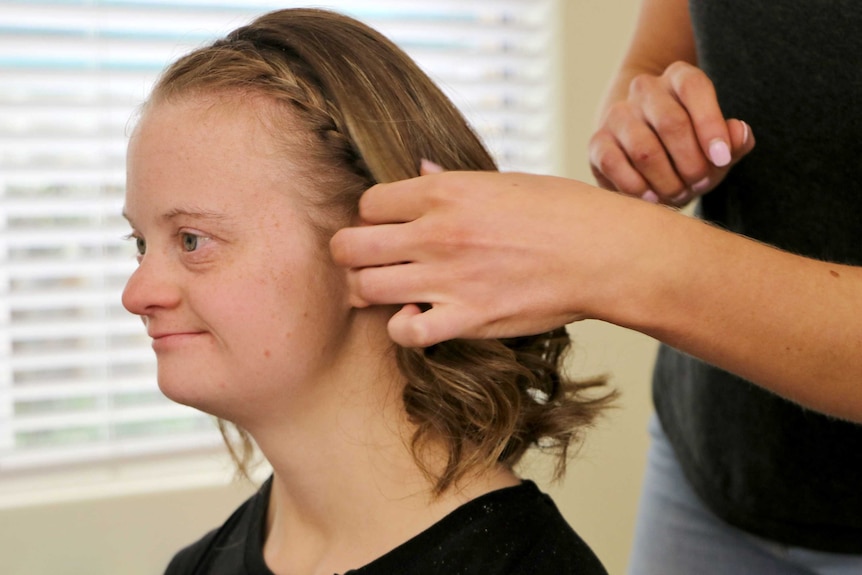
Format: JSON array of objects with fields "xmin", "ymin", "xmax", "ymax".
[
  {"xmin": 635, "ymin": 78, "xmax": 712, "ymax": 197},
  {"xmin": 660, "ymin": 117, "xmax": 755, "ymax": 206},
  {"xmin": 388, "ymin": 304, "xmax": 489, "ymax": 348},
  {"xmin": 356, "ymin": 179, "xmax": 431, "ymax": 224},
  {"xmin": 331, "ymin": 165, "xmax": 452, "ymax": 267},
  {"xmin": 665, "ymin": 61, "xmax": 732, "ymax": 169},
  {"xmin": 670, "ymin": 118, "xmax": 755, "ymax": 203},
  {"xmin": 727, "ymin": 118, "xmax": 755, "ymax": 157},
  {"xmin": 387, "ymin": 302, "xmax": 570, "ymax": 348},
  {"xmin": 588, "ymin": 129, "xmax": 652, "ymax": 197},
  {"xmin": 419, "ymin": 158, "xmax": 445, "ymax": 175},
  {"xmin": 357, "ymin": 160, "xmax": 453, "ymax": 226},
  {"xmin": 343, "ymin": 243, "xmax": 515, "ymax": 310},
  {"xmin": 330, "ymin": 222, "xmax": 418, "ymax": 269},
  {"xmin": 387, "ymin": 304, "xmax": 442, "ymax": 348},
  {"xmin": 607, "ymin": 77, "xmax": 692, "ymax": 198},
  {"xmin": 592, "ymin": 72, "xmax": 707, "ymax": 200},
  {"xmin": 344, "ymin": 264, "xmax": 408, "ymax": 308},
  {"xmin": 611, "ymin": 107, "xmax": 688, "ymax": 198}
]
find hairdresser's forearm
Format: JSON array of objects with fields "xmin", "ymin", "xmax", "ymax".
[{"xmin": 603, "ymin": 206, "xmax": 862, "ymax": 421}]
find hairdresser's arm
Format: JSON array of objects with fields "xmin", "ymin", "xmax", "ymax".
[
  {"xmin": 589, "ymin": 0, "xmax": 754, "ymax": 204},
  {"xmin": 331, "ymin": 171, "xmax": 862, "ymax": 422}
]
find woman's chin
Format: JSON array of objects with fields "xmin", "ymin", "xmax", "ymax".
[{"xmin": 157, "ymin": 376, "xmax": 218, "ymax": 414}]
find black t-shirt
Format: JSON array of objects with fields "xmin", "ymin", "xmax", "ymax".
[{"xmin": 165, "ymin": 477, "xmax": 607, "ymax": 575}]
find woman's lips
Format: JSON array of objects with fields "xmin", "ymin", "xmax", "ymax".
[{"xmin": 149, "ymin": 331, "xmax": 206, "ymax": 350}]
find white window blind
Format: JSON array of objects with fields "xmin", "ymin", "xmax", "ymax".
[{"xmin": 0, "ymin": 0, "xmax": 560, "ymax": 476}]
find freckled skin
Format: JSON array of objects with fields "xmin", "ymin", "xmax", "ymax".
[{"xmin": 121, "ymin": 95, "xmax": 354, "ymax": 427}]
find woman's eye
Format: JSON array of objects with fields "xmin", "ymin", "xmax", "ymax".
[
  {"xmin": 181, "ymin": 232, "xmax": 199, "ymax": 252},
  {"xmin": 135, "ymin": 236, "xmax": 146, "ymax": 256}
]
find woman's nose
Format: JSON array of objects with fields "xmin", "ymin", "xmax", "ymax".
[{"xmin": 121, "ymin": 255, "xmax": 181, "ymax": 316}]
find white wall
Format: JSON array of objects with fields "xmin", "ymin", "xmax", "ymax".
[
  {"xmin": 0, "ymin": 479, "xmax": 255, "ymax": 575},
  {"xmin": 0, "ymin": 2, "xmax": 654, "ymax": 574}
]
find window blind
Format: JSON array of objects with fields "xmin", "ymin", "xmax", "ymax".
[{"xmin": 0, "ymin": 0, "xmax": 560, "ymax": 475}]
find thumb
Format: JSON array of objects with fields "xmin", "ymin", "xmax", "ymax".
[
  {"xmin": 680, "ymin": 119, "xmax": 754, "ymax": 203},
  {"xmin": 727, "ymin": 119, "xmax": 755, "ymax": 164}
]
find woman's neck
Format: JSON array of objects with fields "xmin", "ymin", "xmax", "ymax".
[
  {"xmin": 234, "ymin": 310, "xmax": 519, "ymax": 574},
  {"xmin": 250, "ymin": 356, "xmax": 518, "ymax": 574},
  {"xmin": 262, "ymin": 446, "xmax": 519, "ymax": 575}
]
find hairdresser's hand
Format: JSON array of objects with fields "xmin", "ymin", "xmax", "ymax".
[
  {"xmin": 330, "ymin": 163, "xmax": 654, "ymax": 347},
  {"xmin": 590, "ymin": 61, "xmax": 755, "ymax": 206}
]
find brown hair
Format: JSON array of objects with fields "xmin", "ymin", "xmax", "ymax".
[{"xmin": 148, "ymin": 8, "xmax": 615, "ymax": 494}]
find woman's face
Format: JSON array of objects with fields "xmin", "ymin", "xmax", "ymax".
[{"xmin": 122, "ymin": 94, "xmax": 353, "ymax": 423}]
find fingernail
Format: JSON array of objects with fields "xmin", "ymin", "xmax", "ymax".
[
  {"xmin": 420, "ymin": 158, "xmax": 444, "ymax": 174},
  {"xmin": 741, "ymin": 121, "xmax": 750, "ymax": 145},
  {"xmin": 672, "ymin": 191, "xmax": 689, "ymax": 204},
  {"xmin": 641, "ymin": 190, "xmax": 659, "ymax": 203},
  {"xmin": 691, "ymin": 176, "xmax": 711, "ymax": 194},
  {"xmin": 709, "ymin": 139, "xmax": 731, "ymax": 167}
]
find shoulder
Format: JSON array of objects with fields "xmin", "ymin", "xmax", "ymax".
[
  {"xmin": 353, "ymin": 480, "xmax": 607, "ymax": 575},
  {"xmin": 164, "ymin": 478, "xmax": 272, "ymax": 575},
  {"xmin": 164, "ymin": 527, "xmax": 221, "ymax": 575},
  {"xmin": 486, "ymin": 480, "xmax": 607, "ymax": 574}
]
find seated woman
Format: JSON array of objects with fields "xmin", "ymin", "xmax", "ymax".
[{"xmin": 122, "ymin": 8, "xmax": 614, "ymax": 575}]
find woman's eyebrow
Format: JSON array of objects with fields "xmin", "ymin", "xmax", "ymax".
[
  {"xmin": 121, "ymin": 207, "xmax": 234, "ymax": 228},
  {"xmin": 162, "ymin": 207, "xmax": 231, "ymax": 222}
]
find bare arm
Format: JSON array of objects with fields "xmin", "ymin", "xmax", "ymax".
[
  {"xmin": 583, "ymin": 0, "xmax": 862, "ymax": 415},
  {"xmin": 608, "ymin": 200, "xmax": 862, "ymax": 421},
  {"xmin": 329, "ymin": 0, "xmax": 862, "ymax": 421},
  {"xmin": 331, "ymin": 170, "xmax": 862, "ymax": 421}
]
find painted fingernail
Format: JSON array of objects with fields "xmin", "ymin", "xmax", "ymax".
[
  {"xmin": 420, "ymin": 158, "xmax": 444, "ymax": 174},
  {"xmin": 691, "ymin": 176, "xmax": 711, "ymax": 194},
  {"xmin": 709, "ymin": 139, "xmax": 731, "ymax": 167},
  {"xmin": 641, "ymin": 190, "xmax": 659, "ymax": 203},
  {"xmin": 741, "ymin": 121, "xmax": 750, "ymax": 145},
  {"xmin": 672, "ymin": 191, "xmax": 689, "ymax": 204}
]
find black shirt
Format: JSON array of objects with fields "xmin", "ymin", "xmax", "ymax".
[{"xmin": 165, "ymin": 477, "xmax": 607, "ymax": 575}]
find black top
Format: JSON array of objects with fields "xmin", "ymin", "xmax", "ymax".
[
  {"xmin": 653, "ymin": 0, "xmax": 862, "ymax": 553},
  {"xmin": 165, "ymin": 477, "xmax": 607, "ymax": 575}
]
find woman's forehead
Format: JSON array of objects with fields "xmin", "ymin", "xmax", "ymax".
[{"xmin": 137, "ymin": 92, "xmax": 310, "ymax": 162}]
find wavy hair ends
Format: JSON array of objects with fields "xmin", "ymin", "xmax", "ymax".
[
  {"xmin": 403, "ymin": 331, "xmax": 614, "ymax": 495},
  {"xmin": 147, "ymin": 8, "xmax": 615, "ymax": 494}
]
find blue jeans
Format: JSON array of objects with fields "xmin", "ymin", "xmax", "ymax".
[{"xmin": 627, "ymin": 417, "xmax": 862, "ymax": 575}]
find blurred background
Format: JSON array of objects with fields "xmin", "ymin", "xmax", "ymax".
[{"xmin": 0, "ymin": 1, "xmax": 652, "ymax": 573}]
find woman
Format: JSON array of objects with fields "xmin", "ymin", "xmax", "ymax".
[{"xmin": 122, "ymin": 8, "xmax": 612, "ymax": 575}]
